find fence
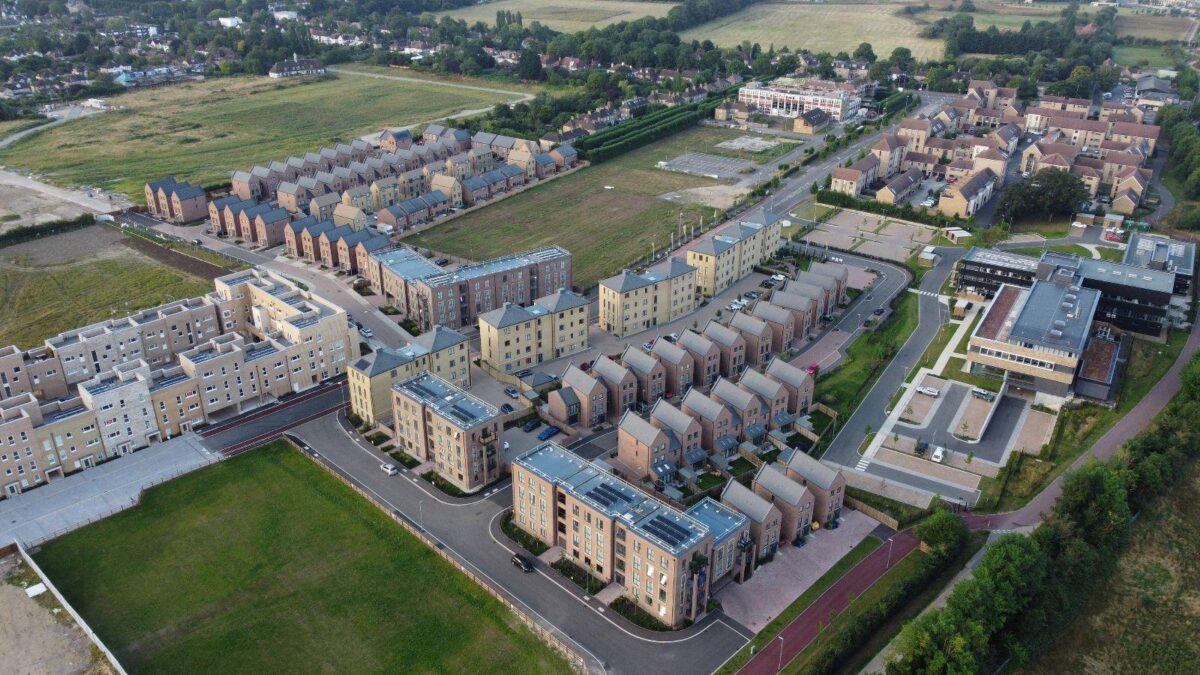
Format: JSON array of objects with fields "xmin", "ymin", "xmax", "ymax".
[
  {"xmin": 291, "ymin": 439, "xmax": 591, "ymax": 674},
  {"xmin": 15, "ymin": 541, "xmax": 128, "ymax": 675}
]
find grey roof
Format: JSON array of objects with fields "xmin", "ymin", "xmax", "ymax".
[
  {"xmin": 883, "ymin": 168, "xmax": 923, "ymax": 196},
  {"xmin": 712, "ymin": 378, "xmax": 756, "ymax": 412},
  {"xmin": 500, "ymin": 164, "xmax": 524, "ymax": 178},
  {"xmin": 538, "ymin": 288, "xmax": 589, "ymax": 313},
  {"xmin": 686, "ymin": 497, "xmax": 747, "ymax": 547},
  {"xmin": 479, "ymin": 302, "xmax": 544, "ymax": 329},
  {"xmin": 357, "ymin": 234, "xmax": 393, "ymax": 253},
  {"xmin": 755, "ymin": 464, "xmax": 810, "ymax": 507},
  {"xmin": 320, "ymin": 225, "xmax": 354, "ymax": 243},
  {"xmin": 644, "ymin": 256, "xmax": 696, "ymax": 282},
  {"xmin": 651, "ymin": 339, "xmax": 690, "ymax": 365},
  {"xmin": 418, "ymin": 246, "xmax": 571, "ymax": 290},
  {"xmin": 730, "ymin": 311, "xmax": 770, "ymax": 337},
  {"xmin": 682, "ymin": 389, "xmax": 725, "ymax": 421},
  {"xmin": 1123, "ymin": 232, "xmax": 1195, "ymax": 277},
  {"xmin": 722, "ymin": 480, "xmax": 775, "ymax": 523},
  {"xmin": 463, "ymin": 176, "xmax": 488, "ymax": 191},
  {"xmin": 350, "ymin": 347, "xmax": 417, "ymax": 377},
  {"xmin": 961, "ymin": 247, "xmax": 1040, "ymax": 273},
  {"xmin": 677, "ymin": 329, "xmax": 716, "ymax": 356},
  {"xmin": 739, "ymin": 368, "xmax": 784, "ymax": 400},
  {"xmin": 794, "ymin": 272, "xmax": 836, "ymax": 293},
  {"xmin": 786, "ymin": 451, "xmax": 841, "ymax": 490},
  {"xmin": 554, "ymin": 144, "xmax": 578, "ymax": 158},
  {"xmin": 561, "ymin": 364, "xmax": 602, "ymax": 393},
  {"xmin": 769, "ymin": 291, "xmax": 816, "ymax": 313},
  {"xmin": 599, "ymin": 270, "xmax": 653, "ymax": 293},
  {"xmin": 650, "ymin": 399, "xmax": 697, "ymax": 435},
  {"xmin": 691, "ymin": 235, "xmax": 737, "ymax": 256},
  {"xmin": 286, "ymin": 215, "xmax": 317, "ymax": 233},
  {"xmin": 591, "ymin": 356, "xmax": 632, "ymax": 385},
  {"xmin": 619, "ymin": 411, "xmax": 664, "ymax": 447},
  {"xmin": 765, "ymin": 357, "xmax": 809, "ymax": 389},
  {"xmin": 256, "ymin": 207, "xmax": 289, "ymax": 223},
  {"xmin": 1076, "ymin": 255, "xmax": 1176, "ymax": 295},
  {"xmin": 555, "ymin": 387, "xmax": 580, "ymax": 408},
  {"xmin": 751, "ymin": 301, "xmax": 793, "ymax": 326},
  {"xmin": 394, "ymin": 371, "xmax": 497, "ymax": 429},
  {"xmin": 621, "ymin": 346, "xmax": 662, "ymax": 376},
  {"xmin": 412, "ymin": 324, "xmax": 467, "ymax": 353},
  {"xmin": 373, "ymin": 247, "xmax": 443, "ymax": 281},
  {"xmin": 703, "ymin": 321, "xmax": 743, "ymax": 347},
  {"xmin": 1008, "ymin": 280, "xmax": 1099, "ymax": 354}
]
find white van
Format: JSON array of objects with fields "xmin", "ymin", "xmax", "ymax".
[{"xmin": 916, "ymin": 386, "xmax": 940, "ymax": 397}]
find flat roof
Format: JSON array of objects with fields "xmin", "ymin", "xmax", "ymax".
[
  {"xmin": 374, "ymin": 248, "xmax": 443, "ymax": 282},
  {"xmin": 962, "ymin": 247, "xmax": 1040, "ymax": 273},
  {"xmin": 1009, "ymin": 280, "xmax": 1099, "ymax": 354},
  {"xmin": 514, "ymin": 442, "xmax": 709, "ymax": 556},
  {"xmin": 418, "ymin": 246, "xmax": 570, "ymax": 289},
  {"xmin": 393, "ymin": 372, "xmax": 498, "ymax": 429},
  {"xmin": 1123, "ymin": 232, "xmax": 1196, "ymax": 278},
  {"xmin": 1076, "ymin": 257, "xmax": 1175, "ymax": 295},
  {"xmin": 685, "ymin": 497, "xmax": 747, "ymax": 547}
]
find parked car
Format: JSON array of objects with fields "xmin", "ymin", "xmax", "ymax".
[
  {"xmin": 916, "ymin": 386, "xmax": 941, "ymax": 397},
  {"xmin": 380, "ymin": 463, "xmax": 399, "ymax": 476},
  {"xmin": 873, "ymin": 307, "xmax": 885, "ymax": 316},
  {"xmin": 971, "ymin": 388, "xmax": 996, "ymax": 402},
  {"xmin": 726, "ymin": 303, "xmax": 740, "ymax": 311},
  {"xmin": 504, "ymin": 386, "xmax": 520, "ymax": 399},
  {"xmin": 771, "ymin": 274, "xmax": 787, "ymax": 282},
  {"xmin": 500, "ymin": 403, "xmax": 515, "ymax": 414},
  {"xmin": 358, "ymin": 326, "xmax": 373, "ymax": 338},
  {"xmin": 744, "ymin": 291, "xmax": 761, "ymax": 300},
  {"xmin": 515, "ymin": 369, "xmax": 533, "ymax": 378},
  {"xmin": 191, "ymin": 238, "xmax": 203, "ymax": 245},
  {"xmin": 806, "ymin": 363, "xmax": 820, "ymax": 376},
  {"xmin": 931, "ymin": 447, "xmax": 946, "ymax": 463},
  {"xmin": 522, "ymin": 418, "xmax": 543, "ymax": 432},
  {"xmin": 511, "ymin": 553, "xmax": 534, "ymax": 573},
  {"xmin": 760, "ymin": 279, "xmax": 775, "ymax": 289},
  {"xmin": 537, "ymin": 426, "xmax": 561, "ymax": 441},
  {"xmin": 434, "ymin": 257, "xmax": 450, "ymax": 266}
]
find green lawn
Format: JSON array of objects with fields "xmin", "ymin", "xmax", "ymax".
[
  {"xmin": 1113, "ymin": 44, "xmax": 1178, "ymax": 70},
  {"xmin": 405, "ymin": 124, "xmax": 727, "ymax": 289},
  {"xmin": 0, "ymin": 73, "xmax": 520, "ymax": 200},
  {"xmin": 716, "ymin": 536, "xmax": 883, "ymax": 675},
  {"xmin": 816, "ymin": 292, "xmax": 920, "ymax": 430},
  {"xmin": 937, "ymin": 356, "xmax": 1004, "ymax": 393},
  {"xmin": 1009, "ymin": 218, "xmax": 1073, "ymax": 239},
  {"xmin": 34, "ymin": 442, "xmax": 566, "ymax": 674},
  {"xmin": 977, "ymin": 330, "xmax": 1189, "ymax": 512},
  {"xmin": 1008, "ymin": 244, "xmax": 1093, "ymax": 259},
  {"xmin": 0, "ymin": 252, "xmax": 211, "ymax": 349}
]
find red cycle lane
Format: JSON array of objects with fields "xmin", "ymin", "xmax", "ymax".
[{"xmin": 738, "ymin": 530, "xmax": 919, "ymax": 675}]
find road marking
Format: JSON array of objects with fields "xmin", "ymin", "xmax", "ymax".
[{"xmin": 855, "ymin": 457, "xmax": 872, "ymax": 471}]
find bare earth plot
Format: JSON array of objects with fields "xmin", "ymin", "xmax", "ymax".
[
  {"xmin": 0, "ymin": 182, "xmax": 91, "ymax": 233},
  {"xmin": 441, "ymin": 0, "xmax": 674, "ymax": 33}
]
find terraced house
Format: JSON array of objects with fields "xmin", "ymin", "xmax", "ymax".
[{"xmin": 0, "ymin": 270, "xmax": 355, "ymax": 497}]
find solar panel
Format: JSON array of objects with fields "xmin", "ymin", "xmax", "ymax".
[
  {"xmin": 447, "ymin": 404, "xmax": 476, "ymax": 425},
  {"xmin": 643, "ymin": 515, "xmax": 691, "ymax": 548},
  {"xmin": 588, "ymin": 482, "xmax": 626, "ymax": 509}
]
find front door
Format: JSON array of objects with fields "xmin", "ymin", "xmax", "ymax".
[{"xmin": 4, "ymin": 482, "xmax": 19, "ymax": 497}]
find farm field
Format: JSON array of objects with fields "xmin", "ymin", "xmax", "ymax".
[
  {"xmin": 33, "ymin": 441, "xmax": 568, "ymax": 675},
  {"xmin": 405, "ymin": 125, "xmax": 738, "ymax": 289},
  {"xmin": 441, "ymin": 0, "xmax": 675, "ymax": 33},
  {"xmin": 1025, "ymin": 461, "xmax": 1200, "ymax": 674},
  {"xmin": 0, "ymin": 226, "xmax": 213, "ymax": 349},
  {"xmin": 925, "ymin": 1, "xmax": 1060, "ymax": 31},
  {"xmin": 1113, "ymin": 44, "xmax": 1178, "ymax": 70},
  {"xmin": 680, "ymin": 2, "xmax": 945, "ymax": 61},
  {"xmin": 1116, "ymin": 11, "xmax": 1191, "ymax": 41},
  {"xmin": 0, "ymin": 73, "xmax": 525, "ymax": 201}
]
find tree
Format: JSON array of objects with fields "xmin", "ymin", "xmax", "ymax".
[
  {"xmin": 889, "ymin": 47, "xmax": 915, "ymax": 72},
  {"xmin": 1053, "ymin": 461, "xmax": 1131, "ymax": 551},
  {"xmin": 853, "ymin": 42, "xmax": 877, "ymax": 63},
  {"xmin": 889, "ymin": 608, "xmax": 985, "ymax": 674},
  {"xmin": 914, "ymin": 509, "xmax": 967, "ymax": 558},
  {"xmin": 996, "ymin": 169, "xmax": 1088, "ymax": 224}
]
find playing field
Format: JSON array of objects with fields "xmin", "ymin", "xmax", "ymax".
[
  {"xmin": 0, "ymin": 226, "xmax": 213, "ymax": 349},
  {"xmin": 0, "ymin": 73, "xmax": 526, "ymax": 201},
  {"xmin": 405, "ymin": 125, "xmax": 743, "ymax": 289},
  {"xmin": 680, "ymin": 2, "xmax": 945, "ymax": 61},
  {"xmin": 441, "ymin": 0, "xmax": 675, "ymax": 33},
  {"xmin": 33, "ymin": 441, "xmax": 567, "ymax": 674},
  {"xmin": 1113, "ymin": 44, "xmax": 1178, "ymax": 70}
]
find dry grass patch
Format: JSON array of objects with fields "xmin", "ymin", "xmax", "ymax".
[{"xmin": 441, "ymin": 0, "xmax": 674, "ymax": 32}]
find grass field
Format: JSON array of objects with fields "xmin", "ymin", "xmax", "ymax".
[
  {"xmin": 0, "ymin": 73, "xmax": 523, "ymax": 201},
  {"xmin": 1116, "ymin": 12, "xmax": 1191, "ymax": 41},
  {"xmin": 0, "ymin": 226, "xmax": 212, "ymax": 349},
  {"xmin": 34, "ymin": 441, "xmax": 567, "ymax": 674},
  {"xmin": 681, "ymin": 2, "xmax": 944, "ymax": 61},
  {"xmin": 1026, "ymin": 462, "xmax": 1200, "ymax": 674},
  {"xmin": 405, "ymin": 125, "xmax": 731, "ymax": 289},
  {"xmin": 1113, "ymin": 44, "xmax": 1178, "ymax": 70},
  {"xmin": 441, "ymin": 0, "xmax": 674, "ymax": 33},
  {"xmin": 925, "ymin": 1, "xmax": 1061, "ymax": 32},
  {"xmin": 0, "ymin": 117, "xmax": 48, "ymax": 138}
]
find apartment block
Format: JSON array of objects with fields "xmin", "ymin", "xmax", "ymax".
[
  {"xmin": 511, "ymin": 442, "xmax": 713, "ymax": 627},
  {"xmin": 599, "ymin": 257, "xmax": 697, "ymax": 337},
  {"xmin": 685, "ymin": 498, "xmax": 751, "ymax": 583},
  {"xmin": 348, "ymin": 325, "xmax": 470, "ymax": 426},
  {"xmin": 0, "ymin": 270, "xmax": 354, "ymax": 496},
  {"xmin": 392, "ymin": 372, "xmax": 501, "ymax": 493},
  {"xmin": 478, "ymin": 289, "xmax": 589, "ymax": 374},
  {"xmin": 687, "ymin": 221, "xmax": 782, "ymax": 298}
]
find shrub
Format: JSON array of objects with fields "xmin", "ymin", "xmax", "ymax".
[
  {"xmin": 0, "ymin": 213, "xmax": 95, "ymax": 249},
  {"xmin": 610, "ymin": 597, "xmax": 673, "ymax": 632},
  {"xmin": 501, "ymin": 512, "xmax": 549, "ymax": 556}
]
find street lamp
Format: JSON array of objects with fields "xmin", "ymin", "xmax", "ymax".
[
  {"xmin": 419, "ymin": 500, "xmax": 425, "ymax": 530},
  {"xmin": 886, "ymin": 537, "xmax": 895, "ymax": 569},
  {"xmin": 777, "ymin": 634, "xmax": 786, "ymax": 671}
]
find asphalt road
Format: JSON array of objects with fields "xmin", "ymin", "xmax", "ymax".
[{"xmin": 287, "ymin": 415, "xmax": 754, "ymax": 675}]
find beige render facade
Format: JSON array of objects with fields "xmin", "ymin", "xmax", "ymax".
[
  {"xmin": 598, "ymin": 257, "xmax": 697, "ymax": 337},
  {"xmin": 478, "ymin": 289, "xmax": 590, "ymax": 374},
  {"xmin": 0, "ymin": 270, "xmax": 355, "ymax": 496},
  {"xmin": 687, "ymin": 221, "xmax": 782, "ymax": 298},
  {"xmin": 348, "ymin": 325, "xmax": 471, "ymax": 426},
  {"xmin": 392, "ymin": 372, "xmax": 501, "ymax": 493},
  {"xmin": 512, "ymin": 442, "xmax": 713, "ymax": 627}
]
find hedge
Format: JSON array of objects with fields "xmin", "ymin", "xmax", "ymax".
[
  {"xmin": 0, "ymin": 213, "xmax": 96, "ymax": 248},
  {"xmin": 816, "ymin": 190, "xmax": 966, "ymax": 229}
]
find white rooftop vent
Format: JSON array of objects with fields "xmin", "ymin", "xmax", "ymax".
[{"xmin": 1049, "ymin": 329, "xmax": 1063, "ymax": 338}]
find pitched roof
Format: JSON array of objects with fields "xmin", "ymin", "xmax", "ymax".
[
  {"xmin": 538, "ymin": 288, "xmax": 588, "ymax": 313},
  {"xmin": 703, "ymin": 320, "xmax": 743, "ymax": 347},
  {"xmin": 650, "ymin": 399, "xmax": 696, "ymax": 435},
  {"xmin": 619, "ymin": 411, "xmax": 663, "ymax": 447},
  {"xmin": 787, "ymin": 451, "xmax": 840, "ymax": 490},
  {"xmin": 411, "ymin": 325, "xmax": 467, "ymax": 352},
  {"xmin": 677, "ymin": 329, "xmax": 716, "ymax": 356},
  {"xmin": 599, "ymin": 269, "xmax": 653, "ymax": 293},
  {"xmin": 729, "ymin": 311, "xmax": 770, "ymax": 337},
  {"xmin": 765, "ymin": 357, "xmax": 811, "ymax": 389},
  {"xmin": 722, "ymin": 480, "xmax": 775, "ymax": 523},
  {"xmin": 591, "ymin": 356, "xmax": 632, "ymax": 385},
  {"xmin": 739, "ymin": 368, "xmax": 784, "ymax": 401},
  {"xmin": 712, "ymin": 378, "xmax": 756, "ymax": 412},
  {"xmin": 682, "ymin": 389, "xmax": 725, "ymax": 421},
  {"xmin": 651, "ymin": 339, "xmax": 690, "ymax": 365},
  {"xmin": 562, "ymin": 363, "xmax": 602, "ymax": 393},
  {"xmin": 621, "ymin": 346, "xmax": 662, "ymax": 376},
  {"xmin": 755, "ymin": 464, "xmax": 810, "ymax": 507}
]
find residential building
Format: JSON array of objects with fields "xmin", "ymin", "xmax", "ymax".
[
  {"xmin": 721, "ymin": 480, "xmax": 782, "ymax": 560},
  {"xmin": 830, "ymin": 155, "xmax": 879, "ymax": 197},
  {"xmin": 676, "ymin": 330, "xmax": 721, "ymax": 387},
  {"xmin": 937, "ymin": 169, "xmax": 996, "ymax": 218},
  {"xmin": 753, "ymin": 464, "xmax": 815, "ymax": 544},
  {"xmin": 392, "ymin": 372, "xmax": 501, "ymax": 493},
  {"xmin": 622, "ymin": 347, "xmax": 666, "ymax": 407},
  {"xmin": 681, "ymin": 389, "xmax": 738, "ymax": 456},
  {"xmin": 548, "ymin": 365, "xmax": 607, "ymax": 429},
  {"xmin": 687, "ymin": 221, "xmax": 782, "ymax": 297},
  {"xmin": 792, "ymin": 108, "xmax": 830, "ymax": 134},
  {"xmin": 651, "ymin": 340, "xmax": 695, "ymax": 399},
  {"xmin": 783, "ymin": 451, "xmax": 846, "ymax": 526},
  {"xmin": 478, "ymin": 289, "xmax": 589, "ymax": 373},
  {"xmin": 749, "ymin": 302, "xmax": 795, "ymax": 354},
  {"xmin": 729, "ymin": 312, "xmax": 772, "ymax": 368},
  {"xmin": 347, "ymin": 325, "xmax": 470, "ymax": 426},
  {"xmin": 684, "ymin": 498, "xmax": 751, "ymax": 583},
  {"xmin": 764, "ymin": 358, "xmax": 814, "ymax": 416},
  {"xmin": 702, "ymin": 321, "xmax": 747, "ymax": 378},
  {"xmin": 511, "ymin": 442, "xmax": 713, "ymax": 627},
  {"xmin": 599, "ymin": 257, "xmax": 697, "ymax": 337},
  {"xmin": 617, "ymin": 410, "xmax": 676, "ymax": 480},
  {"xmin": 592, "ymin": 356, "xmax": 638, "ymax": 421}
]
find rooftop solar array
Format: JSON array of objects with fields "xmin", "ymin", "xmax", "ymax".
[{"xmin": 395, "ymin": 372, "xmax": 498, "ymax": 429}]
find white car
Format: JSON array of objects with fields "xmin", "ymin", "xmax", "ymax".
[
  {"xmin": 931, "ymin": 447, "xmax": 946, "ymax": 463},
  {"xmin": 771, "ymin": 274, "xmax": 787, "ymax": 282},
  {"xmin": 380, "ymin": 463, "xmax": 399, "ymax": 476},
  {"xmin": 916, "ymin": 386, "xmax": 941, "ymax": 397}
]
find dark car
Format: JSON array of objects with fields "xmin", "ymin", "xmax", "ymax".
[
  {"xmin": 500, "ymin": 403, "xmax": 515, "ymax": 414},
  {"xmin": 873, "ymin": 308, "xmax": 885, "ymax": 316},
  {"xmin": 522, "ymin": 418, "xmax": 543, "ymax": 432},
  {"xmin": 511, "ymin": 553, "xmax": 534, "ymax": 573},
  {"xmin": 434, "ymin": 257, "xmax": 450, "ymax": 266},
  {"xmin": 515, "ymin": 369, "xmax": 533, "ymax": 378},
  {"xmin": 537, "ymin": 426, "xmax": 560, "ymax": 441}
]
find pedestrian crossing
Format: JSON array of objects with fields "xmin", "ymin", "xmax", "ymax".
[
  {"xmin": 910, "ymin": 289, "xmax": 940, "ymax": 298},
  {"xmin": 855, "ymin": 456, "xmax": 871, "ymax": 471}
]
